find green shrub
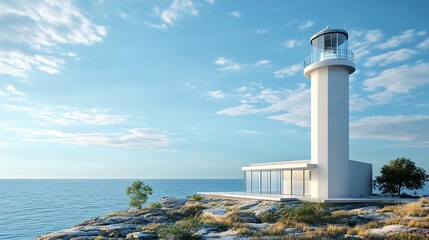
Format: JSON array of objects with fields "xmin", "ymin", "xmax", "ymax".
[
  {"xmin": 158, "ymin": 224, "xmax": 201, "ymax": 240},
  {"xmin": 189, "ymin": 194, "xmax": 204, "ymax": 201},
  {"xmin": 259, "ymin": 211, "xmax": 278, "ymax": 223},
  {"xmin": 280, "ymin": 202, "xmax": 331, "ymax": 224},
  {"xmin": 149, "ymin": 201, "xmax": 162, "ymax": 209}
]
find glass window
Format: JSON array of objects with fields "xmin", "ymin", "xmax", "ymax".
[
  {"xmin": 270, "ymin": 170, "xmax": 280, "ymax": 194},
  {"xmin": 261, "ymin": 171, "xmax": 269, "ymax": 193},
  {"xmin": 304, "ymin": 170, "xmax": 311, "ymax": 196},
  {"xmin": 324, "ymin": 34, "xmax": 332, "ymax": 50},
  {"xmin": 251, "ymin": 171, "xmax": 259, "ymax": 193},
  {"xmin": 245, "ymin": 171, "xmax": 252, "ymax": 193},
  {"xmin": 292, "ymin": 170, "xmax": 304, "ymax": 195},
  {"xmin": 282, "ymin": 170, "xmax": 292, "ymax": 195}
]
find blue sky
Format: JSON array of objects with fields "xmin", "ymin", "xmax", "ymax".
[{"xmin": 1, "ymin": 0, "xmax": 429, "ymax": 179}]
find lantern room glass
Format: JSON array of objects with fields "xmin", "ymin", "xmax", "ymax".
[{"xmin": 310, "ymin": 32, "xmax": 348, "ymax": 62}]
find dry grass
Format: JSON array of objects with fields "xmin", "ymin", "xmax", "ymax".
[
  {"xmin": 141, "ymin": 223, "xmax": 162, "ymax": 232},
  {"xmin": 326, "ymin": 224, "xmax": 348, "ymax": 237},
  {"xmin": 379, "ymin": 198, "xmax": 429, "ymax": 217}
]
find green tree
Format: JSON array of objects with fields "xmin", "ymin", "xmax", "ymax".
[
  {"xmin": 373, "ymin": 157, "xmax": 428, "ymax": 196},
  {"xmin": 126, "ymin": 180, "xmax": 153, "ymax": 209}
]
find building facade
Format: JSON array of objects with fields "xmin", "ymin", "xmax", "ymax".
[{"xmin": 242, "ymin": 28, "xmax": 372, "ymax": 199}]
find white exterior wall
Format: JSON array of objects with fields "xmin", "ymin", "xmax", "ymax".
[
  {"xmin": 349, "ymin": 160, "xmax": 373, "ymax": 197},
  {"xmin": 309, "ymin": 65, "xmax": 350, "ymax": 198}
]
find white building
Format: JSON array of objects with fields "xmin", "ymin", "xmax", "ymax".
[{"xmin": 241, "ymin": 28, "xmax": 372, "ymax": 199}]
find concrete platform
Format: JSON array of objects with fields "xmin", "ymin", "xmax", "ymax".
[{"xmin": 198, "ymin": 191, "xmax": 417, "ymax": 203}]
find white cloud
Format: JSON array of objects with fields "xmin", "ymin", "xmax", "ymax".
[
  {"xmin": 218, "ymin": 83, "xmax": 371, "ymax": 128},
  {"xmin": 205, "ymin": 0, "xmax": 215, "ymax": 5},
  {"xmin": 234, "ymin": 86, "xmax": 248, "ymax": 93},
  {"xmin": 379, "ymin": 29, "xmax": 416, "ymax": 49},
  {"xmin": 363, "ymin": 62, "xmax": 429, "ymax": 103},
  {"xmin": 0, "ymin": 0, "xmax": 107, "ymax": 48},
  {"xmin": 237, "ymin": 130, "xmax": 259, "ymax": 135},
  {"xmin": 349, "ymin": 29, "xmax": 383, "ymax": 59},
  {"xmin": 229, "ymin": 11, "xmax": 242, "ymax": 18},
  {"xmin": 13, "ymin": 128, "xmax": 172, "ymax": 149},
  {"xmin": 1, "ymin": 102, "xmax": 128, "ymax": 126},
  {"xmin": 5, "ymin": 85, "xmax": 25, "ymax": 96},
  {"xmin": 350, "ymin": 115, "xmax": 429, "ymax": 147},
  {"xmin": 349, "ymin": 94, "xmax": 371, "ymax": 111},
  {"xmin": 148, "ymin": 0, "xmax": 198, "ymax": 29},
  {"xmin": 364, "ymin": 30, "xmax": 383, "ymax": 43},
  {"xmin": 217, "ymin": 104, "xmax": 260, "ymax": 116},
  {"xmin": 0, "ymin": 0, "xmax": 106, "ymax": 78},
  {"xmin": 255, "ymin": 59, "xmax": 270, "ymax": 66},
  {"xmin": 255, "ymin": 29, "xmax": 269, "ymax": 34},
  {"xmin": 0, "ymin": 51, "xmax": 65, "ymax": 78},
  {"xmin": 298, "ymin": 20, "xmax": 314, "ymax": 31},
  {"xmin": 283, "ymin": 39, "xmax": 304, "ymax": 49},
  {"xmin": 417, "ymin": 37, "xmax": 429, "ymax": 49},
  {"xmin": 273, "ymin": 63, "xmax": 302, "ymax": 78},
  {"xmin": 214, "ymin": 57, "xmax": 243, "ymax": 71},
  {"xmin": 364, "ymin": 48, "xmax": 417, "ymax": 66},
  {"xmin": 218, "ymin": 85, "xmax": 311, "ymax": 127},
  {"xmin": 207, "ymin": 90, "xmax": 225, "ymax": 100}
]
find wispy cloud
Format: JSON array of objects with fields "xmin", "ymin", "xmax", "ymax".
[
  {"xmin": 298, "ymin": 20, "xmax": 314, "ymax": 31},
  {"xmin": 350, "ymin": 115, "xmax": 429, "ymax": 147},
  {"xmin": 12, "ymin": 128, "xmax": 173, "ymax": 149},
  {"xmin": 147, "ymin": 0, "xmax": 199, "ymax": 29},
  {"xmin": 364, "ymin": 48, "xmax": 417, "ymax": 66},
  {"xmin": 349, "ymin": 29, "xmax": 382, "ymax": 59},
  {"xmin": 218, "ymin": 84, "xmax": 311, "ymax": 127},
  {"xmin": 0, "ymin": 0, "xmax": 106, "ymax": 78},
  {"xmin": 255, "ymin": 29, "xmax": 269, "ymax": 34},
  {"xmin": 207, "ymin": 90, "xmax": 226, "ymax": 100},
  {"xmin": 273, "ymin": 64, "xmax": 301, "ymax": 78},
  {"xmin": 363, "ymin": 62, "xmax": 429, "ymax": 104},
  {"xmin": 214, "ymin": 57, "xmax": 243, "ymax": 71},
  {"xmin": 417, "ymin": 37, "xmax": 429, "ymax": 49},
  {"xmin": 283, "ymin": 39, "xmax": 304, "ymax": 49},
  {"xmin": 379, "ymin": 29, "xmax": 417, "ymax": 49},
  {"xmin": 255, "ymin": 59, "xmax": 270, "ymax": 66},
  {"xmin": 228, "ymin": 11, "xmax": 242, "ymax": 18},
  {"xmin": 237, "ymin": 130, "xmax": 260, "ymax": 135}
]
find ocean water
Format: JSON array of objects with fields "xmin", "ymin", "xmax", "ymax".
[{"xmin": 0, "ymin": 179, "xmax": 242, "ymax": 240}]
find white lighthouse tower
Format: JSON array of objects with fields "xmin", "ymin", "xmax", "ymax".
[
  {"xmin": 238, "ymin": 27, "xmax": 372, "ymax": 201},
  {"xmin": 304, "ymin": 27, "xmax": 355, "ymax": 198}
]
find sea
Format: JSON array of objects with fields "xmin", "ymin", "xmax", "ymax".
[{"xmin": 0, "ymin": 179, "xmax": 242, "ymax": 240}]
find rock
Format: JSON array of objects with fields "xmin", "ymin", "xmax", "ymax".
[
  {"xmin": 229, "ymin": 211, "xmax": 259, "ymax": 223},
  {"xmin": 203, "ymin": 208, "xmax": 228, "ymax": 218},
  {"xmin": 159, "ymin": 197, "xmax": 188, "ymax": 209},
  {"xmin": 246, "ymin": 222, "xmax": 271, "ymax": 229},
  {"xmin": 98, "ymin": 224, "xmax": 140, "ymax": 237},
  {"xmin": 35, "ymin": 227, "xmax": 100, "ymax": 240},
  {"xmin": 251, "ymin": 203, "xmax": 280, "ymax": 218},
  {"xmin": 237, "ymin": 200, "xmax": 261, "ymax": 210},
  {"xmin": 368, "ymin": 224, "xmax": 408, "ymax": 236},
  {"xmin": 359, "ymin": 211, "xmax": 397, "ymax": 221},
  {"xmin": 283, "ymin": 228, "xmax": 302, "ymax": 234},
  {"xmin": 126, "ymin": 231, "xmax": 158, "ymax": 239},
  {"xmin": 344, "ymin": 234, "xmax": 366, "ymax": 239}
]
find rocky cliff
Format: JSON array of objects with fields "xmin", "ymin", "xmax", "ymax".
[{"xmin": 36, "ymin": 196, "xmax": 429, "ymax": 240}]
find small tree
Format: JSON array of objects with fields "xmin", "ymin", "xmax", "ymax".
[
  {"xmin": 126, "ymin": 180, "xmax": 153, "ymax": 209},
  {"xmin": 373, "ymin": 157, "xmax": 428, "ymax": 196}
]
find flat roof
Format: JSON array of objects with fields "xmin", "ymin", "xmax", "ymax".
[{"xmin": 242, "ymin": 160, "xmax": 316, "ymax": 171}]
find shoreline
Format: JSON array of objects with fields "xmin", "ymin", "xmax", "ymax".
[{"xmin": 36, "ymin": 196, "xmax": 429, "ymax": 240}]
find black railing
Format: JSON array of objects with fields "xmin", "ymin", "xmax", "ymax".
[{"xmin": 304, "ymin": 50, "xmax": 354, "ymax": 68}]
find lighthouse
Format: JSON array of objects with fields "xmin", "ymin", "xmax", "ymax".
[
  {"xmin": 238, "ymin": 27, "xmax": 372, "ymax": 201},
  {"xmin": 303, "ymin": 27, "xmax": 355, "ymax": 198}
]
